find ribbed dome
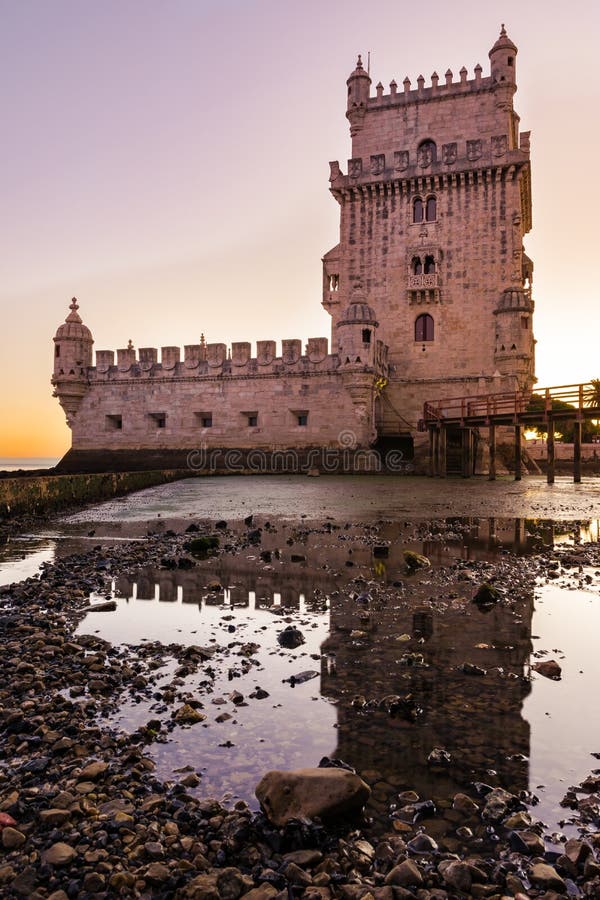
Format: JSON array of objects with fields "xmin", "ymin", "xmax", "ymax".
[
  {"xmin": 338, "ymin": 301, "xmax": 378, "ymax": 326},
  {"xmin": 489, "ymin": 24, "xmax": 517, "ymax": 56},
  {"xmin": 54, "ymin": 298, "xmax": 93, "ymax": 341},
  {"xmin": 347, "ymin": 54, "xmax": 371, "ymax": 82},
  {"xmin": 496, "ymin": 288, "xmax": 533, "ymax": 311}
]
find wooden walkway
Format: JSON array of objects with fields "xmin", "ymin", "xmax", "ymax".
[{"xmin": 422, "ymin": 383, "xmax": 600, "ymax": 482}]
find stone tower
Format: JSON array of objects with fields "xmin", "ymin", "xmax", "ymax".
[
  {"xmin": 52, "ymin": 298, "xmax": 94, "ymax": 426},
  {"xmin": 323, "ymin": 26, "xmax": 535, "ymax": 452}
]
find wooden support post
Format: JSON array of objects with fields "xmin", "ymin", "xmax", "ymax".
[
  {"xmin": 547, "ymin": 416, "xmax": 555, "ymax": 484},
  {"xmin": 489, "ymin": 424, "xmax": 496, "ymax": 481},
  {"xmin": 573, "ymin": 420, "xmax": 582, "ymax": 483},
  {"xmin": 514, "ymin": 425, "xmax": 522, "ymax": 481},
  {"xmin": 439, "ymin": 425, "xmax": 447, "ymax": 478},
  {"xmin": 428, "ymin": 427, "xmax": 435, "ymax": 477},
  {"xmin": 462, "ymin": 428, "xmax": 471, "ymax": 478}
]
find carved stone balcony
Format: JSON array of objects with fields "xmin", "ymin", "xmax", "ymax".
[{"xmin": 408, "ymin": 273, "xmax": 439, "ymax": 289}]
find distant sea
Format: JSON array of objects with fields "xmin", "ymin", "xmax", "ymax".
[{"xmin": 0, "ymin": 458, "xmax": 60, "ymax": 473}]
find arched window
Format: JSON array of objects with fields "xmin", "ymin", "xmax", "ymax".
[
  {"xmin": 424, "ymin": 255, "xmax": 435, "ymax": 274},
  {"xmin": 425, "ymin": 196, "xmax": 437, "ymax": 221},
  {"xmin": 413, "ymin": 198, "xmax": 424, "ymax": 223},
  {"xmin": 415, "ymin": 313, "xmax": 434, "ymax": 342},
  {"xmin": 411, "ymin": 256, "xmax": 422, "ymax": 275}
]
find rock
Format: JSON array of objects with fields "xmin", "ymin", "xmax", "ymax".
[
  {"xmin": 406, "ymin": 833, "xmax": 438, "ymax": 854},
  {"xmin": 173, "ymin": 703, "xmax": 206, "ymax": 724},
  {"xmin": 440, "ymin": 860, "xmax": 472, "ymax": 893},
  {"xmin": 565, "ymin": 837, "xmax": 592, "ymax": 865},
  {"xmin": 178, "ymin": 873, "xmax": 219, "ymax": 899},
  {"xmin": 284, "ymin": 862, "xmax": 313, "ymax": 887},
  {"xmin": 513, "ymin": 830, "xmax": 545, "ymax": 856},
  {"xmin": 43, "ymin": 842, "xmax": 76, "ymax": 866},
  {"xmin": 403, "ymin": 551, "xmax": 430, "ymax": 572},
  {"xmin": 452, "ymin": 793, "xmax": 479, "ymax": 815},
  {"xmin": 243, "ymin": 887, "xmax": 278, "ymax": 900},
  {"xmin": 146, "ymin": 862, "xmax": 170, "ymax": 883},
  {"xmin": 283, "ymin": 670, "xmax": 319, "ymax": 686},
  {"xmin": 255, "ymin": 767, "xmax": 371, "ymax": 826},
  {"xmin": 83, "ymin": 872, "xmax": 106, "ymax": 892},
  {"xmin": 277, "ymin": 625, "xmax": 305, "ymax": 649},
  {"xmin": 1, "ymin": 827, "xmax": 26, "ymax": 849},
  {"xmin": 78, "ymin": 760, "xmax": 108, "ymax": 780},
  {"xmin": 473, "ymin": 582, "xmax": 502, "ymax": 606},
  {"xmin": 529, "ymin": 862, "xmax": 566, "ymax": 891},
  {"xmin": 427, "ymin": 747, "xmax": 451, "ymax": 766},
  {"xmin": 533, "ymin": 659, "xmax": 562, "ymax": 680},
  {"xmin": 39, "ymin": 808, "xmax": 72, "ymax": 826},
  {"xmin": 384, "ymin": 860, "xmax": 423, "ymax": 886}
]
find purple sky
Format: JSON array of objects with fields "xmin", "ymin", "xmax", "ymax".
[{"xmin": 1, "ymin": 0, "xmax": 598, "ymax": 455}]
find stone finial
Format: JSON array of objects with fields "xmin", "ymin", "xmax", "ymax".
[
  {"xmin": 417, "ymin": 74, "xmax": 425, "ymax": 94},
  {"xmin": 127, "ymin": 339, "xmax": 134, "ymax": 350},
  {"xmin": 460, "ymin": 66, "xmax": 468, "ymax": 84},
  {"xmin": 65, "ymin": 297, "xmax": 83, "ymax": 324},
  {"xmin": 445, "ymin": 69, "xmax": 453, "ymax": 86},
  {"xmin": 474, "ymin": 62, "xmax": 482, "ymax": 84},
  {"xmin": 500, "ymin": 23, "xmax": 506, "ymax": 36},
  {"xmin": 199, "ymin": 333, "xmax": 206, "ymax": 361},
  {"xmin": 390, "ymin": 79, "xmax": 397, "ymax": 96},
  {"xmin": 356, "ymin": 54, "xmax": 363, "ymax": 69},
  {"xmin": 403, "ymin": 76, "xmax": 411, "ymax": 93},
  {"xmin": 431, "ymin": 71, "xmax": 439, "ymax": 90},
  {"xmin": 376, "ymin": 81, "xmax": 383, "ymax": 99}
]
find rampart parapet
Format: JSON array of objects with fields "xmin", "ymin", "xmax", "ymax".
[{"xmin": 87, "ymin": 336, "xmax": 388, "ymax": 380}]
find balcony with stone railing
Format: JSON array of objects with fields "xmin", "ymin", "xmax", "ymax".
[{"xmin": 408, "ymin": 273, "xmax": 439, "ymax": 289}]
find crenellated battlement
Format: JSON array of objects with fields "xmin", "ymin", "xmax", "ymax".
[
  {"xmin": 370, "ymin": 64, "xmax": 489, "ymax": 108},
  {"xmin": 90, "ymin": 335, "xmax": 389, "ymax": 380}
]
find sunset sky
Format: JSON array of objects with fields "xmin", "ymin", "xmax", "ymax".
[{"xmin": 1, "ymin": 0, "xmax": 598, "ymax": 458}]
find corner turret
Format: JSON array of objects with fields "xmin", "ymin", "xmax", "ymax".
[
  {"xmin": 489, "ymin": 24, "xmax": 517, "ymax": 106},
  {"xmin": 52, "ymin": 298, "xmax": 93, "ymax": 425},
  {"xmin": 346, "ymin": 55, "xmax": 371, "ymax": 136}
]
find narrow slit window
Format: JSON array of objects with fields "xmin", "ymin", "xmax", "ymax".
[{"xmin": 362, "ymin": 328, "xmax": 371, "ymax": 344}]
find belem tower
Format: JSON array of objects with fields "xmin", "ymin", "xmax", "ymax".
[{"xmin": 52, "ymin": 27, "xmax": 534, "ymax": 474}]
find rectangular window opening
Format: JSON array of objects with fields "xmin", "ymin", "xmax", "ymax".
[
  {"xmin": 195, "ymin": 412, "xmax": 213, "ymax": 428},
  {"xmin": 243, "ymin": 412, "xmax": 258, "ymax": 427},
  {"xmin": 106, "ymin": 414, "xmax": 122, "ymax": 431},
  {"xmin": 291, "ymin": 409, "xmax": 309, "ymax": 427},
  {"xmin": 149, "ymin": 413, "xmax": 166, "ymax": 429}
]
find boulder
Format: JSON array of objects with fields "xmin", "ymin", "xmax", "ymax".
[
  {"xmin": 532, "ymin": 659, "xmax": 562, "ymax": 680},
  {"xmin": 255, "ymin": 768, "xmax": 370, "ymax": 826}
]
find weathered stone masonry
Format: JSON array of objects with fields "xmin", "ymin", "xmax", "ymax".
[{"xmin": 52, "ymin": 27, "xmax": 534, "ymax": 473}]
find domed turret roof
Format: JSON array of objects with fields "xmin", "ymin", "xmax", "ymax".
[
  {"xmin": 489, "ymin": 24, "xmax": 517, "ymax": 56},
  {"xmin": 54, "ymin": 298, "xmax": 93, "ymax": 341},
  {"xmin": 338, "ymin": 300, "xmax": 378, "ymax": 326},
  {"xmin": 347, "ymin": 54, "xmax": 371, "ymax": 82}
]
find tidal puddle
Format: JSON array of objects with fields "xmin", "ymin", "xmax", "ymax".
[{"xmin": 72, "ymin": 516, "xmax": 600, "ymax": 834}]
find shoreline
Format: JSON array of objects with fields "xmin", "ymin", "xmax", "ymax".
[{"xmin": 1, "ymin": 515, "xmax": 600, "ymax": 897}]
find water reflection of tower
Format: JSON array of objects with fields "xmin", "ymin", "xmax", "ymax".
[{"xmin": 320, "ymin": 563, "xmax": 534, "ymax": 810}]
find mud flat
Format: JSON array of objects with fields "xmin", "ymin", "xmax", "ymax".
[{"xmin": 1, "ymin": 496, "xmax": 600, "ymax": 897}]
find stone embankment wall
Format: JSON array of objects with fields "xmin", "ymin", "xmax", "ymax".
[{"xmin": 0, "ymin": 470, "xmax": 188, "ymax": 519}]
